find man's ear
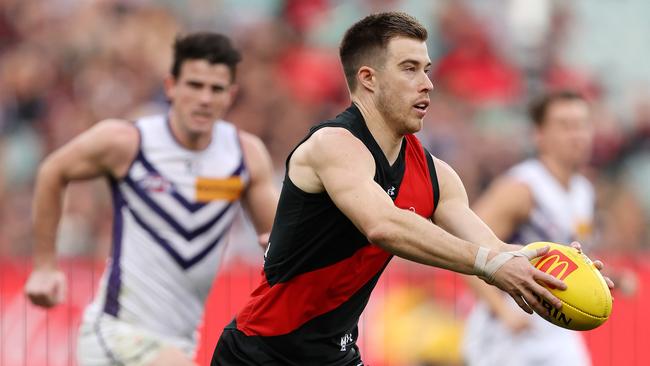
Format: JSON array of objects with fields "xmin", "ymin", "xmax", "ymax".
[
  {"xmin": 357, "ymin": 66, "xmax": 376, "ymax": 92},
  {"xmin": 164, "ymin": 75, "xmax": 176, "ymax": 100},
  {"xmin": 228, "ymin": 84, "xmax": 239, "ymax": 103}
]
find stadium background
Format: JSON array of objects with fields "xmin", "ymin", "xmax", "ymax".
[{"xmin": 1, "ymin": 0, "xmax": 649, "ymax": 365}]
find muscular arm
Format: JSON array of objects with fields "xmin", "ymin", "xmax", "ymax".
[
  {"xmin": 290, "ymin": 130, "xmax": 562, "ymax": 315},
  {"xmin": 26, "ymin": 119, "xmax": 139, "ymax": 307},
  {"xmin": 292, "ymin": 129, "xmax": 528, "ymax": 272},
  {"xmin": 239, "ymin": 131, "xmax": 279, "ymax": 247},
  {"xmin": 433, "ymin": 158, "xmax": 509, "ymax": 250},
  {"xmin": 461, "ymin": 175, "xmax": 536, "ymax": 327},
  {"xmin": 471, "ymin": 176, "xmax": 532, "ymax": 241},
  {"xmin": 291, "ymin": 128, "xmax": 486, "ymax": 273}
]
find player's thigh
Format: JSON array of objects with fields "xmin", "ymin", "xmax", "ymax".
[
  {"xmin": 145, "ymin": 346, "xmax": 197, "ymax": 366},
  {"xmin": 77, "ymin": 315, "xmax": 192, "ymax": 366}
]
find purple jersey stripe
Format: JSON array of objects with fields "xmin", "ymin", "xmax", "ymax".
[
  {"xmin": 135, "ymin": 150, "xmax": 206, "ymax": 212},
  {"xmin": 124, "ymin": 176, "xmax": 234, "ymax": 241},
  {"xmin": 127, "ymin": 206, "xmax": 232, "ymax": 269},
  {"xmin": 104, "ymin": 179, "xmax": 124, "ymax": 316}
]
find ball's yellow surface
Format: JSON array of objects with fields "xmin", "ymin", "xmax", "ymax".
[{"xmin": 525, "ymin": 242, "xmax": 612, "ymax": 331}]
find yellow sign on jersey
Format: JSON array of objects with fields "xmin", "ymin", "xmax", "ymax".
[{"xmin": 196, "ymin": 177, "xmax": 244, "ymax": 202}]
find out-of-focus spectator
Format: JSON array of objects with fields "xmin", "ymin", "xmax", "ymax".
[
  {"xmin": 0, "ymin": 0, "xmax": 647, "ymax": 270},
  {"xmin": 433, "ymin": 1, "xmax": 523, "ymax": 106}
]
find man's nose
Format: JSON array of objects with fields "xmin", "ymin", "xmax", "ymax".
[
  {"xmin": 199, "ymin": 88, "xmax": 213, "ymax": 103},
  {"xmin": 421, "ymin": 73, "xmax": 433, "ymax": 93}
]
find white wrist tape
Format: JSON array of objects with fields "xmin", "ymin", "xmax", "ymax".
[{"xmin": 473, "ymin": 246, "xmax": 538, "ymax": 282}]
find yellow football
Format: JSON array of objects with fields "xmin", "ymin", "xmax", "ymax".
[{"xmin": 524, "ymin": 241, "xmax": 612, "ymax": 331}]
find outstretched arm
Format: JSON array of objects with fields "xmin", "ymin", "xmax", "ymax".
[
  {"xmin": 431, "ymin": 158, "xmax": 560, "ymax": 315},
  {"xmin": 239, "ymin": 131, "xmax": 279, "ymax": 248},
  {"xmin": 438, "ymin": 166, "xmax": 538, "ymax": 327},
  {"xmin": 288, "ymin": 128, "xmax": 564, "ymax": 315},
  {"xmin": 25, "ymin": 119, "xmax": 139, "ymax": 307}
]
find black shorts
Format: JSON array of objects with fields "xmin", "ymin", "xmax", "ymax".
[{"xmin": 211, "ymin": 327, "xmax": 364, "ymax": 366}]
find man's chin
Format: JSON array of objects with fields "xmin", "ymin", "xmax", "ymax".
[
  {"xmin": 187, "ymin": 124, "xmax": 214, "ymax": 136},
  {"xmin": 405, "ymin": 119, "xmax": 424, "ymax": 134}
]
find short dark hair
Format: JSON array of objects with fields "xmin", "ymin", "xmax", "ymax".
[
  {"xmin": 171, "ymin": 32, "xmax": 242, "ymax": 81},
  {"xmin": 339, "ymin": 12, "xmax": 428, "ymax": 91},
  {"xmin": 529, "ymin": 90, "xmax": 587, "ymax": 127}
]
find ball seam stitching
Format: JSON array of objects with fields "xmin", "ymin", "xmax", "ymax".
[{"xmin": 561, "ymin": 300, "xmax": 607, "ymax": 320}]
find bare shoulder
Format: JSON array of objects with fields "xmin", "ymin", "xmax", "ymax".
[
  {"xmin": 93, "ymin": 118, "xmax": 138, "ymax": 134},
  {"xmin": 40, "ymin": 118, "xmax": 139, "ymax": 180},
  {"xmin": 302, "ymin": 127, "xmax": 372, "ymax": 166},
  {"xmin": 432, "ymin": 157, "xmax": 456, "ymax": 178},
  {"xmin": 477, "ymin": 175, "xmax": 533, "ymax": 209},
  {"xmin": 482, "ymin": 175, "xmax": 532, "ymax": 203},
  {"xmin": 470, "ymin": 173, "xmax": 534, "ymax": 238},
  {"xmin": 432, "ymin": 157, "xmax": 467, "ymax": 201},
  {"xmin": 238, "ymin": 130, "xmax": 273, "ymax": 180},
  {"xmin": 289, "ymin": 126, "xmax": 374, "ymax": 193},
  {"xmin": 84, "ymin": 119, "xmax": 140, "ymax": 177},
  {"xmin": 497, "ymin": 175, "xmax": 531, "ymax": 192},
  {"xmin": 238, "ymin": 130, "xmax": 267, "ymax": 155}
]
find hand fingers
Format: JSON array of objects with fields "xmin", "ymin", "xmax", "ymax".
[
  {"xmin": 591, "ymin": 260, "xmax": 614, "ymax": 289},
  {"xmin": 521, "ymin": 289, "xmax": 554, "ymax": 317},
  {"xmin": 570, "ymin": 241, "xmax": 582, "ymax": 253},
  {"xmin": 27, "ymin": 293, "xmax": 57, "ymax": 308},
  {"xmin": 528, "ymin": 280, "xmax": 562, "ymax": 309},
  {"xmin": 55, "ymin": 277, "xmax": 67, "ymax": 304},
  {"xmin": 533, "ymin": 269, "xmax": 567, "ymax": 291},
  {"xmin": 509, "ymin": 292, "xmax": 533, "ymax": 314},
  {"xmin": 593, "ymin": 260, "xmax": 604, "ymax": 270},
  {"xmin": 531, "ymin": 245, "xmax": 550, "ymax": 259},
  {"xmin": 24, "ymin": 275, "xmax": 64, "ymax": 308}
]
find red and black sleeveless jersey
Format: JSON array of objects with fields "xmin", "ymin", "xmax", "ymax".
[{"xmin": 213, "ymin": 104, "xmax": 439, "ymax": 365}]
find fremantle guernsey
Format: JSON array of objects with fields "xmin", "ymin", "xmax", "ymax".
[
  {"xmin": 82, "ymin": 114, "xmax": 248, "ymax": 352},
  {"xmin": 213, "ymin": 104, "xmax": 439, "ymax": 365},
  {"xmin": 506, "ymin": 159, "xmax": 594, "ymax": 246},
  {"xmin": 462, "ymin": 159, "xmax": 594, "ymax": 366}
]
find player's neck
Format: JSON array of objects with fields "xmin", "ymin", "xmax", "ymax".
[
  {"xmin": 168, "ymin": 115, "xmax": 212, "ymax": 151},
  {"xmin": 539, "ymin": 156, "xmax": 575, "ymax": 189},
  {"xmin": 352, "ymin": 98, "xmax": 403, "ymax": 164}
]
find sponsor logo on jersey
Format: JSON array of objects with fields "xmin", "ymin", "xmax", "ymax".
[
  {"xmin": 139, "ymin": 173, "xmax": 172, "ymax": 193},
  {"xmin": 195, "ymin": 177, "xmax": 244, "ymax": 202}
]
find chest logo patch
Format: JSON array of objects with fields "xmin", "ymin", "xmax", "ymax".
[
  {"xmin": 196, "ymin": 177, "xmax": 244, "ymax": 202},
  {"xmin": 139, "ymin": 173, "xmax": 172, "ymax": 194}
]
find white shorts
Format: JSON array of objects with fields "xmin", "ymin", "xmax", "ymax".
[
  {"xmin": 462, "ymin": 297, "xmax": 591, "ymax": 366},
  {"xmin": 77, "ymin": 312, "xmax": 195, "ymax": 366}
]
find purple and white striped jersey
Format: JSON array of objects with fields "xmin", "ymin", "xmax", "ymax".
[{"xmin": 82, "ymin": 114, "xmax": 248, "ymax": 351}]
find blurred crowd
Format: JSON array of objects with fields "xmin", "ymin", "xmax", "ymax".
[{"xmin": 1, "ymin": 0, "xmax": 649, "ymax": 260}]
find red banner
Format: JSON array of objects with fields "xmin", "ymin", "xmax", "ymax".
[{"xmin": 1, "ymin": 256, "xmax": 647, "ymax": 366}]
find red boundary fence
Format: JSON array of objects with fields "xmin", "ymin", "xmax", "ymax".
[{"xmin": 1, "ymin": 255, "xmax": 647, "ymax": 366}]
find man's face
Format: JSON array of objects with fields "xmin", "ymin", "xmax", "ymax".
[
  {"xmin": 165, "ymin": 59, "xmax": 235, "ymax": 136},
  {"xmin": 374, "ymin": 37, "xmax": 433, "ymax": 134},
  {"xmin": 536, "ymin": 99, "xmax": 594, "ymax": 169}
]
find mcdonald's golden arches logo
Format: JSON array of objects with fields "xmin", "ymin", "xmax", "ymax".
[{"xmin": 534, "ymin": 249, "xmax": 579, "ymax": 281}]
